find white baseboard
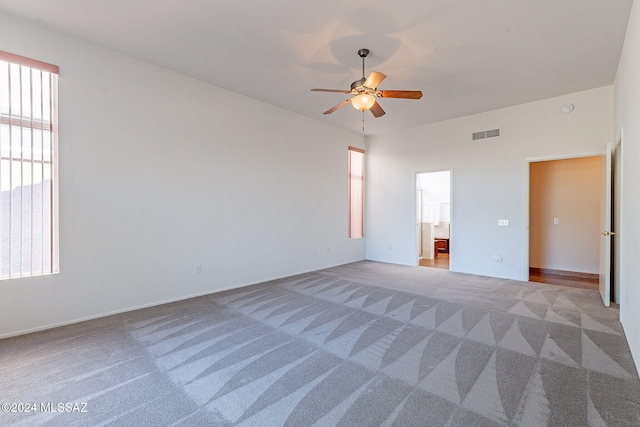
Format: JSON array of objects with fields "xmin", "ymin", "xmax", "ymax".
[{"xmin": 0, "ymin": 258, "xmax": 366, "ymax": 340}]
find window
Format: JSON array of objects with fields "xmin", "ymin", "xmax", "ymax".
[
  {"xmin": 0, "ymin": 51, "xmax": 59, "ymax": 279},
  {"xmin": 348, "ymin": 147, "xmax": 364, "ymax": 238}
]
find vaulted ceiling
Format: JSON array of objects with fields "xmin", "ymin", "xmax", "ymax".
[{"xmin": 0, "ymin": 1, "xmax": 633, "ymax": 135}]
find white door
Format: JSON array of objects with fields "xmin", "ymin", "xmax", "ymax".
[
  {"xmin": 599, "ymin": 144, "xmax": 613, "ymax": 306},
  {"xmin": 416, "ymin": 189, "xmax": 423, "ymax": 260}
]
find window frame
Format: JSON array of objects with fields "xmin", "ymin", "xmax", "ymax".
[{"xmin": 348, "ymin": 146, "xmax": 365, "ymax": 239}]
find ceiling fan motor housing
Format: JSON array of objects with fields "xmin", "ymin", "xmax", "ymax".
[{"xmin": 351, "ymin": 78, "xmax": 367, "ymax": 90}]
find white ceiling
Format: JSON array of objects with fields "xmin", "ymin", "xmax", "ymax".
[{"xmin": 0, "ymin": 1, "xmax": 633, "ymax": 136}]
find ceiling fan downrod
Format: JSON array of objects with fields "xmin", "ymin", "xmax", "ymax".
[{"xmin": 358, "ymin": 48, "xmax": 369, "ymax": 79}]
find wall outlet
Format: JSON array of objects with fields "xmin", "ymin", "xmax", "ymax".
[
  {"xmin": 498, "ymin": 219, "xmax": 509, "ymax": 226},
  {"xmin": 195, "ymin": 264, "xmax": 202, "ymax": 274}
]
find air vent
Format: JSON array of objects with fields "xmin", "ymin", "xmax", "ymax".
[
  {"xmin": 472, "ymin": 128, "xmax": 500, "ymax": 141},
  {"xmin": 486, "ymin": 128, "xmax": 500, "ymax": 138},
  {"xmin": 472, "ymin": 131, "xmax": 486, "ymax": 141}
]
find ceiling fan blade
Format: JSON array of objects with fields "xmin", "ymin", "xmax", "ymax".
[
  {"xmin": 311, "ymin": 88, "xmax": 351, "ymax": 94},
  {"xmin": 379, "ymin": 90, "xmax": 423, "ymax": 99},
  {"xmin": 369, "ymin": 101, "xmax": 385, "ymax": 118},
  {"xmin": 364, "ymin": 72, "xmax": 386, "ymax": 89},
  {"xmin": 323, "ymin": 99, "xmax": 351, "ymax": 114}
]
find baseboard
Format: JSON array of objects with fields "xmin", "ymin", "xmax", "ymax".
[{"xmin": 0, "ymin": 258, "xmax": 366, "ymax": 340}]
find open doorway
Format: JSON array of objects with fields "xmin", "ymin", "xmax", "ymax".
[
  {"xmin": 416, "ymin": 170, "xmax": 451, "ymax": 270},
  {"xmin": 528, "ymin": 157, "xmax": 601, "ymax": 290}
]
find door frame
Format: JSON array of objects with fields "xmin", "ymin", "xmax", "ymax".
[
  {"xmin": 523, "ymin": 151, "xmax": 602, "ymax": 282},
  {"xmin": 414, "ymin": 168, "xmax": 453, "ymax": 268},
  {"xmin": 599, "ymin": 144, "xmax": 613, "ymax": 306},
  {"xmin": 613, "ymin": 131, "xmax": 623, "ymax": 304}
]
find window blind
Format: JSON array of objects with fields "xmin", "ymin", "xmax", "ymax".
[{"xmin": 0, "ymin": 50, "xmax": 59, "ymax": 279}]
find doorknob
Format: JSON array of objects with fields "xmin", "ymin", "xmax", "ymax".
[{"xmin": 601, "ymin": 231, "xmax": 616, "ymax": 236}]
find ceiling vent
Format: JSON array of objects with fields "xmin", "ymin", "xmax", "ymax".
[{"xmin": 472, "ymin": 128, "xmax": 500, "ymax": 141}]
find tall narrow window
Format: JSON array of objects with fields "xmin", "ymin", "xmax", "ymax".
[
  {"xmin": 0, "ymin": 51, "xmax": 59, "ymax": 279},
  {"xmin": 348, "ymin": 147, "xmax": 364, "ymax": 239}
]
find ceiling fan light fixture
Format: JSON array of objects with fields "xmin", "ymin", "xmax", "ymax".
[{"xmin": 351, "ymin": 94, "xmax": 375, "ymax": 111}]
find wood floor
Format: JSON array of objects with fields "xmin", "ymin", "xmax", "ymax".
[
  {"xmin": 529, "ymin": 267, "xmax": 599, "ymax": 290},
  {"xmin": 419, "ymin": 253, "xmax": 449, "ymax": 269}
]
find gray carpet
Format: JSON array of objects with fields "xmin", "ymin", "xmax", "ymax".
[{"xmin": 1, "ymin": 261, "xmax": 639, "ymax": 426}]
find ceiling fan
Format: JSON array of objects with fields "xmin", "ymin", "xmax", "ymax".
[{"xmin": 311, "ymin": 48, "xmax": 423, "ymax": 118}]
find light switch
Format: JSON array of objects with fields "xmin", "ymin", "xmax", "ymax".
[{"xmin": 553, "ymin": 218, "xmax": 559, "ymax": 225}]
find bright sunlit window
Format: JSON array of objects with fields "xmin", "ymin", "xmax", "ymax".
[
  {"xmin": 0, "ymin": 50, "xmax": 59, "ymax": 279},
  {"xmin": 348, "ymin": 147, "xmax": 364, "ymax": 239}
]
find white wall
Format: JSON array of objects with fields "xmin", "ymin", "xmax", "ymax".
[
  {"xmin": 366, "ymin": 86, "xmax": 613, "ymax": 279},
  {"xmin": 615, "ymin": 0, "xmax": 640, "ymax": 370},
  {"xmin": 0, "ymin": 14, "xmax": 365, "ymax": 338}
]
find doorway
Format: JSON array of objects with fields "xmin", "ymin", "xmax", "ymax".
[
  {"xmin": 416, "ymin": 170, "xmax": 451, "ymax": 270},
  {"xmin": 528, "ymin": 157, "xmax": 601, "ymax": 290}
]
